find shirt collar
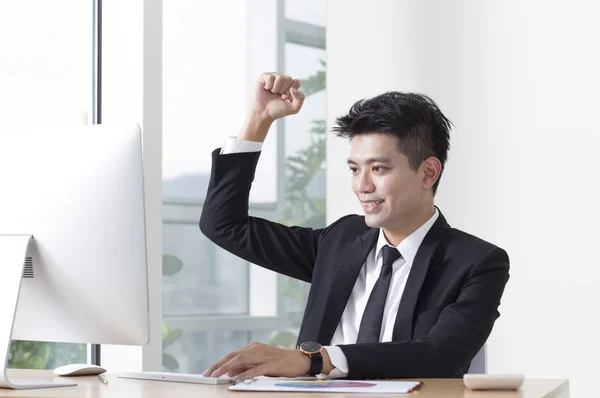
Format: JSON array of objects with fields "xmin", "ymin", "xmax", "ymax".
[{"xmin": 375, "ymin": 207, "xmax": 440, "ymax": 266}]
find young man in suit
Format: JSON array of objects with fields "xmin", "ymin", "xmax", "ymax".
[{"xmin": 200, "ymin": 72, "xmax": 509, "ymax": 381}]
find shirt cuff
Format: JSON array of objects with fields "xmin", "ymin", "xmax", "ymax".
[
  {"xmin": 316, "ymin": 346, "xmax": 349, "ymax": 379},
  {"xmin": 220, "ymin": 137, "xmax": 263, "ymax": 154}
]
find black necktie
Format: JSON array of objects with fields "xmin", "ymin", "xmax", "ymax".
[{"xmin": 356, "ymin": 245, "xmax": 402, "ymax": 343}]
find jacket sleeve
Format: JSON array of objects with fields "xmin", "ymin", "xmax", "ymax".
[
  {"xmin": 338, "ymin": 247, "xmax": 510, "ymax": 378},
  {"xmin": 199, "ymin": 148, "xmax": 324, "ymax": 283}
]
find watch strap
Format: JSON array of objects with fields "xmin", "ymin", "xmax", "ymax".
[{"xmin": 308, "ymin": 351, "xmax": 323, "ymax": 375}]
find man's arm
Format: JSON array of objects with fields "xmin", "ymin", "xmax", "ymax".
[
  {"xmin": 338, "ymin": 247, "xmax": 510, "ymax": 379},
  {"xmin": 201, "ymin": 149, "xmax": 321, "ymax": 282},
  {"xmin": 202, "ymin": 73, "xmax": 340, "ymax": 379},
  {"xmin": 200, "ymin": 73, "xmax": 317, "ymax": 281}
]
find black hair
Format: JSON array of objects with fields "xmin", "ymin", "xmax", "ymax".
[{"xmin": 333, "ymin": 92, "xmax": 452, "ymax": 195}]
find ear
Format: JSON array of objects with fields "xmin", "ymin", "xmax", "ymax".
[{"xmin": 421, "ymin": 157, "xmax": 442, "ymax": 190}]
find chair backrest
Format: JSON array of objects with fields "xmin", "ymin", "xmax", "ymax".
[{"xmin": 468, "ymin": 344, "xmax": 487, "ymax": 373}]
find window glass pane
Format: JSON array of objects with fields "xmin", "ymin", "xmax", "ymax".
[
  {"xmin": 285, "ymin": 0, "xmax": 326, "ymax": 26},
  {"xmin": 283, "ymin": 43, "xmax": 327, "ymax": 229},
  {"xmin": 0, "ymin": 0, "xmax": 93, "ymax": 369},
  {"xmin": 8, "ymin": 342, "xmax": 87, "ymax": 370},
  {"xmin": 0, "ymin": 1, "xmax": 92, "ymax": 128},
  {"xmin": 162, "ymin": 0, "xmax": 278, "ymax": 373},
  {"xmin": 269, "ymin": 42, "xmax": 327, "ymax": 347},
  {"xmin": 163, "ymin": 224, "xmax": 249, "ymax": 317},
  {"xmin": 163, "ymin": 329, "xmax": 272, "ymax": 373},
  {"xmin": 162, "ymin": 0, "xmax": 276, "ymax": 204},
  {"xmin": 162, "ymin": 0, "xmax": 326, "ymax": 372}
]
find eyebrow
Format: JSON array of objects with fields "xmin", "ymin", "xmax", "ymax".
[{"xmin": 347, "ymin": 157, "xmax": 393, "ymax": 165}]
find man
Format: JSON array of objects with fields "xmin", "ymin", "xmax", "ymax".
[{"xmin": 200, "ymin": 72, "xmax": 509, "ymax": 381}]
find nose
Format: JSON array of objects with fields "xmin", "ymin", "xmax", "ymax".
[{"xmin": 355, "ymin": 170, "xmax": 375, "ymax": 194}]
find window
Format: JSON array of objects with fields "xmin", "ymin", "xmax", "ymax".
[
  {"xmin": 162, "ymin": 0, "xmax": 326, "ymax": 373},
  {"xmin": 0, "ymin": 0, "xmax": 94, "ymax": 369},
  {"xmin": 285, "ymin": 0, "xmax": 326, "ymax": 26}
]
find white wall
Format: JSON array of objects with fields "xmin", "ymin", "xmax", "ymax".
[{"xmin": 327, "ymin": 1, "xmax": 600, "ymax": 396}]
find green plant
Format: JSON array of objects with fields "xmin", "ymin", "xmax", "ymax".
[
  {"xmin": 269, "ymin": 61, "xmax": 327, "ymax": 348},
  {"xmin": 8, "ymin": 341, "xmax": 86, "ymax": 370},
  {"xmin": 162, "ymin": 253, "xmax": 184, "ymax": 371},
  {"xmin": 162, "ymin": 321, "xmax": 183, "ymax": 371},
  {"xmin": 163, "ymin": 254, "xmax": 184, "ymax": 276},
  {"xmin": 283, "ymin": 120, "xmax": 327, "ymax": 229},
  {"xmin": 281, "ymin": 60, "xmax": 327, "ymax": 230}
]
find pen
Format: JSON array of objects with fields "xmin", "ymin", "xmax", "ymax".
[{"xmin": 98, "ymin": 374, "xmax": 108, "ymax": 384}]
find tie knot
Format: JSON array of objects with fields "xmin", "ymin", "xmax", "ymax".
[{"xmin": 382, "ymin": 246, "xmax": 401, "ymax": 267}]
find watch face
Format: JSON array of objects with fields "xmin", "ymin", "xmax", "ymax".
[{"xmin": 300, "ymin": 341, "xmax": 322, "ymax": 354}]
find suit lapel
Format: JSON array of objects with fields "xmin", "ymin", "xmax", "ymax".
[
  {"xmin": 392, "ymin": 210, "xmax": 450, "ymax": 341},
  {"xmin": 317, "ymin": 228, "xmax": 378, "ymax": 344}
]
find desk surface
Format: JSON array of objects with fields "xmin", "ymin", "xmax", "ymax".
[{"xmin": 0, "ymin": 370, "xmax": 569, "ymax": 398}]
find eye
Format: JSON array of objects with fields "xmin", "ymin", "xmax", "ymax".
[
  {"xmin": 349, "ymin": 167, "xmax": 358, "ymax": 174},
  {"xmin": 373, "ymin": 166, "xmax": 388, "ymax": 173}
]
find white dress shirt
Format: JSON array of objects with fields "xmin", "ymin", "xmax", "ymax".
[{"xmin": 220, "ymin": 137, "xmax": 439, "ymax": 378}]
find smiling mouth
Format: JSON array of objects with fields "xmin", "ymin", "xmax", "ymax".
[{"xmin": 361, "ymin": 200, "xmax": 384, "ymax": 213}]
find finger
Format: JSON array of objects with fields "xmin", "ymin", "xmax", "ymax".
[
  {"xmin": 271, "ymin": 74, "xmax": 286, "ymax": 93},
  {"xmin": 292, "ymin": 79, "xmax": 301, "ymax": 89},
  {"xmin": 224, "ymin": 365, "xmax": 253, "ymax": 378},
  {"xmin": 280, "ymin": 79, "xmax": 295, "ymax": 100},
  {"xmin": 239, "ymin": 341, "xmax": 263, "ymax": 352},
  {"xmin": 289, "ymin": 87, "xmax": 305, "ymax": 113},
  {"xmin": 279, "ymin": 76, "xmax": 293, "ymax": 95},
  {"xmin": 231, "ymin": 364, "xmax": 271, "ymax": 382},
  {"xmin": 213, "ymin": 353, "xmax": 263, "ymax": 378},
  {"xmin": 204, "ymin": 342, "xmax": 267, "ymax": 376},
  {"xmin": 259, "ymin": 73, "xmax": 275, "ymax": 91},
  {"xmin": 203, "ymin": 351, "xmax": 236, "ymax": 376}
]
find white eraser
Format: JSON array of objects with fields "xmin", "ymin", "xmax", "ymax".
[{"xmin": 463, "ymin": 374, "xmax": 525, "ymax": 390}]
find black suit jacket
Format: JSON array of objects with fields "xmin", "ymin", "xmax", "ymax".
[{"xmin": 200, "ymin": 149, "xmax": 510, "ymax": 379}]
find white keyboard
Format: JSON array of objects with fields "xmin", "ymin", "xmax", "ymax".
[{"xmin": 116, "ymin": 371, "xmax": 231, "ymax": 385}]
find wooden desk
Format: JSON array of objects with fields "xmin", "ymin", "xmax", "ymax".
[{"xmin": 0, "ymin": 370, "xmax": 569, "ymax": 398}]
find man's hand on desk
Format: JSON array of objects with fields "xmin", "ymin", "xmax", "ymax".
[{"xmin": 202, "ymin": 341, "xmax": 333, "ymax": 381}]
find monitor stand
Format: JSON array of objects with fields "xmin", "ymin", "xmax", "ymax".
[{"xmin": 0, "ymin": 235, "xmax": 76, "ymax": 389}]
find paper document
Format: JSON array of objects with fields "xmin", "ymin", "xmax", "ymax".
[{"xmin": 229, "ymin": 378, "xmax": 421, "ymax": 393}]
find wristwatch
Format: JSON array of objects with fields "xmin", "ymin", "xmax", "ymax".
[{"xmin": 298, "ymin": 341, "xmax": 323, "ymax": 376}]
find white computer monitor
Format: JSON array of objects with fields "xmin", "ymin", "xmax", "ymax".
[{"xmin": 0, "ymin": 124, "xmax": 149, "ymax": 389}]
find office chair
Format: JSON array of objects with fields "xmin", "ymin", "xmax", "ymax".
[{"xmin": 468, "ymin": 344, "xmax": 487, "ymax": 374}]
